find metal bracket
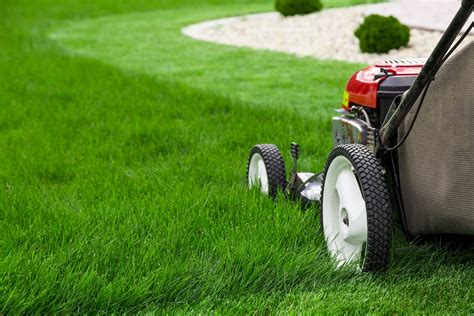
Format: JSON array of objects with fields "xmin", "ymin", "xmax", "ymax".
[
  {"xmin": 286, "ymin": 142, "xmax": 323, "ymax": 205},
  {"xmin": 287, "ymin": 142, "xmax": 300, "ymax": 194}
]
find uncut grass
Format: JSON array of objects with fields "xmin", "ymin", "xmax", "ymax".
[
  {"xmin": 0, "ymin": 58, "xmax": 330, "ymax": 312},
  {"xmin": 1, "ymin": 0, "xmax": 474, "ymax": 314}
]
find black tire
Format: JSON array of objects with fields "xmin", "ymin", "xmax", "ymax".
[
  {"xmin": 246, "ymin": 144, "xmax": 286, "ymax": 198},
  {"xmin": 321, "ymin": 144, "xmax": 392, "ymax": 272}
]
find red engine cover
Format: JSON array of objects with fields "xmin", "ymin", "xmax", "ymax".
[{"xmin": 343, "ymin": 59, "xmax": 425, "ymax": 110}]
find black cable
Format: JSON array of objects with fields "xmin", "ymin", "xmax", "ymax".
[
  {"xmin": 383, "ymin": 22, "xmax": 473, "ymax": 152},
  {"xmin": 442, "ymin": 21, "xmax": 473, "ymax": 64},
  {"xmin": 384, "ymin": 80, "xmax": 432, "ymax": 152}
]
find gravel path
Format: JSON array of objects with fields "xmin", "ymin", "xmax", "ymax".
[{"xmin": 183, "ymin": 1, "xmax": 473, "ymax": 64}]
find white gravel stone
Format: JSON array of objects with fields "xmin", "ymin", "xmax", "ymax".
[{"xmin": 183, "ymin": 2, "xmax": 473, "ymax": 64}]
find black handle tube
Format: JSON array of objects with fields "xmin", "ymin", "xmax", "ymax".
[{"xmin": 377, "ymin": 2, "xmax": 473, "ymax": 151}]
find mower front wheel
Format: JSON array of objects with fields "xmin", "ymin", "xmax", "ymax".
[
  {"xmin": 247, "ymin": 144, "xmax": 286, "ymax": 197},
  {"xmin": 321, "ymin": 144, "xmax": 392, "ymax": 272}
]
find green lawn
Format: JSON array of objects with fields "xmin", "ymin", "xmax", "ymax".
[{"xmin": 1, "ymin": 0, "xmax": 473, "ymax": 313}]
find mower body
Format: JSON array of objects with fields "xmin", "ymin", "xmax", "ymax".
[
  {"xmin": 333, "ymin": 42, "xmax": 474, "ymax": 238},
  {"xmin": 397, "ymin": 42, "xmax": 474, "ymax": 237},
  {"xmin": 248, "ymin": 1, "xmax": 473, "ymax": 271}
]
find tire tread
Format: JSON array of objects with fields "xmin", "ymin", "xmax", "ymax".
[
  {"xmin": 321, "ymin": 144, "xmax": 392, "ymax": 272},
  {"xmin": 246, "ymin": 144, "xmax": 286, "ymax": 197}
]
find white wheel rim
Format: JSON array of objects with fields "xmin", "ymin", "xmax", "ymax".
[
  {"xmin": 248, "ymin": 153, "xmax": 269, "ymax": 195},
  {"xmin": 322, "ymin": 155, "xmax": 368, "ymax": 267}
]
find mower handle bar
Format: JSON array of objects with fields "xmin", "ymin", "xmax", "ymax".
[{"xmin": 377, "ymin": 0, "xmax": 473, "ymax": 153}]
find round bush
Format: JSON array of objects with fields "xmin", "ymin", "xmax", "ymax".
[
  {"xmin": 355, "ymin": 15, "xmax": 410, "ymax": 54},
  {"xmin": 275, "ymin": 0, "xmax": 323, "ymax": 17}
]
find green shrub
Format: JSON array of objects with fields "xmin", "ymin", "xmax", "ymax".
[
  {"xmin": 275, "ymin": 0, "xmax": 323, "ymax": 17},
  {"xmin": 355, "ymin": 14, "xmax": 410, "ymax": 53}
]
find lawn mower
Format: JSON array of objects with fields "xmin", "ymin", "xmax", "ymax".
[{"xmin": 246, "ymin": 0, "xmax": 474, "ymax": 272}]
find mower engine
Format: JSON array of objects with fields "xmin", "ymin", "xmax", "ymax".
[
  {"xmin": 333, "ymin": 59, "xmax": 425, "ymax": 150},
  {"xmin": 269, "ymin": 60, "xmax": 429, "ymax": 205}
]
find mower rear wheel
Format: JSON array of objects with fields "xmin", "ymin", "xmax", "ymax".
[
  {"xmin": 321, "ymin": 144, "xmax": 392, "ymax": 272},
  {"xmin": 247, "ymin": 144, "xmax": 286, "ymax": 197}
]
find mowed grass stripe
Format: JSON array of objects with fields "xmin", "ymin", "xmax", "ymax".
[{"xmin": 49, "ymin": 4, "xmax": 365, "ymax": 114}]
